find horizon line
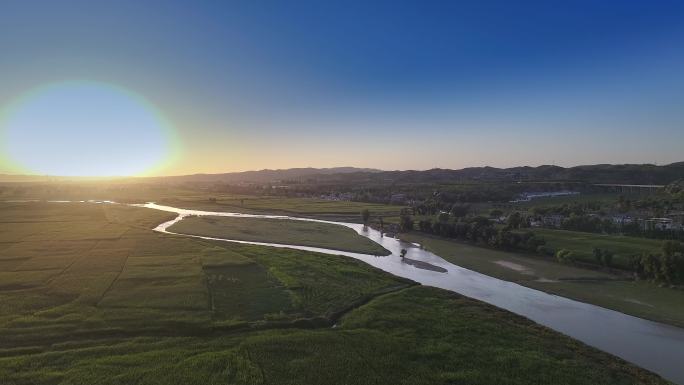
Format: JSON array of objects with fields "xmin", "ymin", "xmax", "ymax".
[{"xmin": 0, "ymin": 161, "xmax": 682, "ymax": 180}]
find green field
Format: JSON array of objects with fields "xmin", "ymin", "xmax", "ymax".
[
  {"xmin": 404, "ymin": 232, "xmax": 684, "ymax": 328},
  {"xmin": 0, "ymin": 202, "xmax": 669, "ymax": 384},
  {"xmin": 529, "ymin": 228, "xmax": 664, "ymax": 269},
  {"xmin": 169, "ymin": 215, "xmax": 389, "ymax": 255},
  {"xmin": 0, "ymin": 202, "xmax": 407, "ymax": 345},
  {"xmin": 165, "ymin": 195, "xmax": 404, "ymax": 223},
  {"xmin": 0, "ymin": 184, "xmax": 405, "ymax": 223},
  {"xmin": 0, "ymin": 286, "xmax": 665, "ymax": 385}
]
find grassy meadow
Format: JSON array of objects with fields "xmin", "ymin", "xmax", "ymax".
[
  {"xmin": 0, "ymin": 287, "xmax": 667, "ymax": 385},
  {"xmin": 404, "ymin": 232, "xmax": 684, "ymax": 328},
  {"xmin": 529, "ymin": 228, "xmax": 663, "ymax": 269},
  {"xmin": 169, "ymin": 215, "xmax": 390, "ymax": 255},
  {"xmin": 0, "ymin": 202, "xmax": 670, "ymax": 384},
  {"xmin": 163, "ymin": 195, "xmax": 404, "ymax": 223}
]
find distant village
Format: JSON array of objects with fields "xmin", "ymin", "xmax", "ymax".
[
  {"xmin": 215, "ymin": 176, "xmax": 684, "ymax": 237},
  {"xmin": 319, "ymin": 188, "xmax": 684, "ymax": 235},
  {"xmin": 510, "ymin": 211, "xmax": 684, "ymax": 232}
]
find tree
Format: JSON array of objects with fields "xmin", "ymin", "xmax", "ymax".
[
  {"xmin": 555, "ymin": 249, "xmax": 575, "ymax": 264},
  {"xmin": 418, "ymin": 219, "xmax": 433, "ymax": 233},
  {"xmin": 400, "ymin": 214, "xmax": 414, "ymax": 232},
  {"xmin": 507, "ymin": 212, "xmax": 522, "ymax": 229},
  {"xmin": 438, "ymin": 212, "xmax": 450, "ymax": 223},
  {"xmin": 663, "ymin": 240, "xmax": 683, "ymax": 257},
  {"xmin": 602, "ymin": 250, "xmax": 614, "ymax": 267},
  {"xmin": 522, "ymin": 232, "xmax": 545, "ymax": 252},
  {"xmin": 660, "ymin": 241, "xmax": 684, "ymax": 283},
  {"xmin": 592, "ymin": 247, "xmax": 614, "ymax": 267},
  {"xmin": 536, "ymin": 245, "xmax": 553, "ymax": 256},
  {"xmin": 361, "ymin": 209, "xmax": 370, "ymax": 225},
  {"xmin": 450, "ymin": 204, "xmax": 469, "ymax": 218},
  {"xmin": 489, "ymin": 209, "xmax": 503, "ymax": 218},
  {"xmin": 593, "ymin": 247, "xmax": 603, "ymax": 265}
]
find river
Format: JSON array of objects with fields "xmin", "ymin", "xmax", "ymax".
[{"xmin": 141, "ymin": 202, "xmax": 684, "ymax": 384}]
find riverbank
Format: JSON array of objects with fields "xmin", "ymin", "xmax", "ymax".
[{"xmin": 402, "ymin": 232, "xmax": 684, "ymax": 328}]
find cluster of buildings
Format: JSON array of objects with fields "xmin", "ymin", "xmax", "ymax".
[
  {"xmin": 641, "ymin": 217, "xmax": 684, "ymax": 231},
  {"xmin": 612, "ymin": 212, "xmax": 684, "ymax": 231},
  {"xmin": 527, "ymin": 212, "xmax": 684, "ymax": 232},
  {"xmin": 529, "ymin": 215, "xmax": 565, "ymax": 228}
]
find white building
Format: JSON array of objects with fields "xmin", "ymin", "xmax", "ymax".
[{"xmin": 642, "ymin": 218, "xmax": 674, "ymax": 231}]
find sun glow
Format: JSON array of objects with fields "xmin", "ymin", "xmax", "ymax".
[{"xmin": 0, "ymin": 81, "xmax": 179, "ymax": 177}]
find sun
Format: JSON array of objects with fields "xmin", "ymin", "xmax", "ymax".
[{"xmin": 0, "ymin": 81, "xmax": 178, "ymax": 177}]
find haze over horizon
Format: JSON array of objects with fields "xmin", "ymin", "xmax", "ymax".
[
  {"xmin": 2, "ymin": 1, "xmax": 683, "ymax": 176},
  {"xmin": 2, "ymin": 161, "xmax": 684, "ymax": 181}
]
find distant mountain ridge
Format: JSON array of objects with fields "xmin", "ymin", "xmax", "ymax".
[
  {"xmin": 1, "ymin": 163, "xmax": 683, "ymax": 185},
  {"xmin": 154, "ymin": 162, "xmax": 684, "ymax": 185},
  {"xmin": 363, "ymin": 163, "xmax": 684, "ymax": 185},
  {"xmin": 154, "ymin": 167, "xmax": 381, "ymax": 183}
]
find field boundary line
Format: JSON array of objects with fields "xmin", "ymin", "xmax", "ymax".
[
  {"xmin": 95, "ymin": 233, "xmax": 132, "ymax": 307},
  {"xmin": 46, "ymin": 239, "xmax": 102, "ymax": 286}
]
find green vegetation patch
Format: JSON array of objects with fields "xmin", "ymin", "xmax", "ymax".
[
  {"xmin": 0, "ymin": 202, "xmax": 408, "ymax": 346},
  {"xmin": 0, "ymin": 287, "xmax": 666, "ymax": 385},
  {"xmin": 232, "ymin": 244, "xmax": 411, "ymax": 317},
  {"xmin": 0, "ymin": 240, "xmax": 98, "ymax": 260},
  {"xmin": 169, "ymin": 215, "xmax": 390, "ymax": 255},
  {"xmin": 48, "ymin": 272, "xmax": 120, "ymax": 305},
  {"xmin": 531, "ymin": 228, "xmax": 663, "ymax": 269},
  {"xmin": 126, "ymin": 235, "xmax": 212, "ymax": 257},
  {"xmin": 13, "ymin": 255, "xmax": 80, "ymax": 272},
  {"xmin": 167, "ymin": 195, "xmax": 404, "ymax": 222},
  {"xmin": 0, "ymin": 287, "xmax": 75, "ymax": 316},
  {"xmin": 200, "ymin": 246, "xmax": 254, "ymax": 267},
  {"xmin": 64, "ymin": 250, "xmax": 128, "ymax": 274},
  {"xmin": 206, "ymin": 264, "xmax": 293, "ymax": 321},
  {"xmin": 336, "ymin": 287, "xmax": 665, "ymax": 385},
  {"xmin": 118, "ymin": 263, "xmax": 203, "ymax": 279},
  {"xmin": 0, "ymin": 269, "xmax": 62, "ymax": 290},
  {"xmin": 99, "ymin": 276, "xmax": 209, "ymax": 310}
]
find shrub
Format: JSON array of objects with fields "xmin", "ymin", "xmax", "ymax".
[
  {"xmin": 555, "ymin": 249, "xmax": 575, "ymax": 264},
  {"xmin": 536, "ymin": 245, "xmax": 553, "ymax": 256}
]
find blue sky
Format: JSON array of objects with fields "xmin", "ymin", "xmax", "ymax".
[{"xmin": 1, "ymin": 0, "xmax": 683, "ymax": 175}]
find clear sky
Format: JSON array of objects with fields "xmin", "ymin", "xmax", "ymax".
[{"xmin": 1, "ymin": 0, "xmax": 683, "ymax": 176}]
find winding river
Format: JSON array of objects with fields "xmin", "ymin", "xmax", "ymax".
[{"xmin": 141, "ymin": 203, "xmax": 684, "ymax": 384}]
